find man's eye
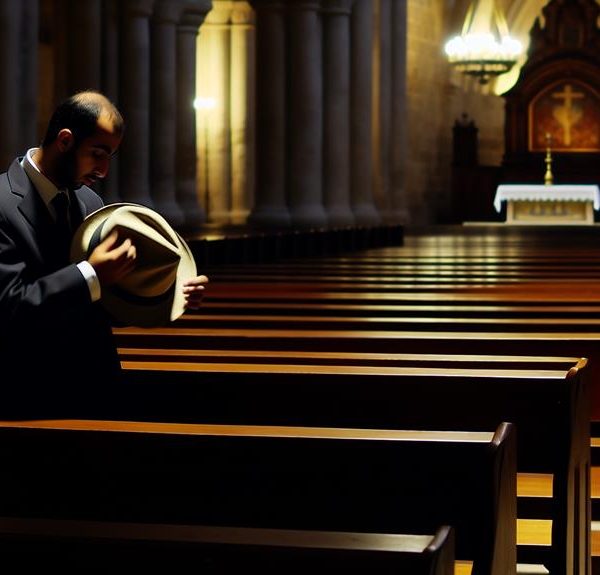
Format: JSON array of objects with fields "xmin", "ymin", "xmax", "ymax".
[{"xmin": 92, "ymin": 150, "xmax": 108, "ymax": 160}]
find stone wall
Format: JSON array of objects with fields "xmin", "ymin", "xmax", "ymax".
[{"xmin": 406, "ymin": 0, "xmax": 507, "ymax": 224}]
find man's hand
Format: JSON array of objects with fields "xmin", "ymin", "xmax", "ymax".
[
  {"xmin": 183, "ymin": 274, "xmax": 209, "ymax": 309},
  {"xmin": 87, "ymin": 229, "xmax": 137, "ymax": 287}
]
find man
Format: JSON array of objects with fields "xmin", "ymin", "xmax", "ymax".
[{"xmin": 0, "ymin": 91, "xmax": 208, "ymax": 417}]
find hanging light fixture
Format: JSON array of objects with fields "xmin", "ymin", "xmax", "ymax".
[{"xmin": 444, "ymin": 0, "xmax": 522, "ymax": 84}]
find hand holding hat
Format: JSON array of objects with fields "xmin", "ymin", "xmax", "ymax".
[
  {"xmin": 87, "ymin": 229, "xmax": 137, "ymax": 287},
  {"xmin": 70, "ymin": 203, "xmax": 200, "ymax": 327}
]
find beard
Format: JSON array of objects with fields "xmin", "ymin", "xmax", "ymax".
[{"xmin": 53, "ymin": 146, "xmax": 79, "ymax": 189}]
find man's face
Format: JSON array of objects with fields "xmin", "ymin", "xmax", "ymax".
[{"xmin": 56, "ymin": 115, "xmax": 122, "ymax": 189}]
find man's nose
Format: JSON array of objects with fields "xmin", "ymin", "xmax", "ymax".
[{"xmin": 96, "ymin": 158, "xmax": 110, "ymax": 178}]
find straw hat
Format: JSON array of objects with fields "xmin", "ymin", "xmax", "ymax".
[{"xmin": 70, "ymin": 203, "xmax": 197, "ymax": 327}]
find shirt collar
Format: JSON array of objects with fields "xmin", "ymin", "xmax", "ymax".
[{"xmin": 21, "ymin": 147, "xmax": 67, "ymax": 213}]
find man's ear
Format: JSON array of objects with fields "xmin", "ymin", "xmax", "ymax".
[{"xmin": 56, "ymin": 129, "xmax": 74, "ymax": 152}]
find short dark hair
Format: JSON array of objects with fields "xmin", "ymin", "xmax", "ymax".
[{"xmin": 42, "ymin": 91, "xmax": 125, "ymax": 147}]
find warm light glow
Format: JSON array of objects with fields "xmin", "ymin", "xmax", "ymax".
[
  {"xmin": 445, "ymin": 33, "xmax": 522, "ymax": 62},
  {"xmin": 444, "ymin": 0, "xmax": 522, "ymax": 84},
  {"xmin": 193, "ymin": 97, "xmax": 217, "ymax": 111}
]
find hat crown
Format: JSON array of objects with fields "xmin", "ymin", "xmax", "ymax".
[{"xmin": 107, "ymin": 210, "xmax": 181, "ymax": 297}]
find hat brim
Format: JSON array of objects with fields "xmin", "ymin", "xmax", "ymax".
[{"xmin": 70, "ymin": 203, "xmax": 197, "ymax": 327}]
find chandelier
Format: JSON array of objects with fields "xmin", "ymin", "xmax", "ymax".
[{"xmin": 444, "ymin": 0, "xmax": 522, "ymax": 84}]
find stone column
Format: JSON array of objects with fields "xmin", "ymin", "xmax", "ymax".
[
  {"xmin": 372, "ymin": 0, "xmax": 391, "ymax": 219},
  {"xmin": 100, "ymin": 0, "xmax": 121, "ymax": 203},
  {"xmin": 52, "ymin": 0, "xmax": 69, "ymax": 103},
  {"xmin": 176, "ymin": 1, "xmax": 212, "ymax": 231},
  {"xmin": 248, "ymin": 0, "xmax": 290, "ymax": 227},
  {"xmin": 322, "ymin": 0, "xmax": 354, "ymax": 226},
  {"xmin": 351, "ymin": 0, "xmax": 380, "ymax": 224},
  {"xmin": 230, "ymin": 3, "xmax": 255, "ymax": 225},
  {"xmin": 151, "ymin": 0, "xmax": 185, "ymax": 226},
  {"xmin": 119, "ymin": 0, "xmax": 155, "ymax": 206},
  {"xmin": 389, "ymin": 0, "xmax": 409, "ymax": 222},
  {"xmin": 199, "ymin": 2, "xmax": 232, "ymax": 224},
  {"xmin": 0, "ymin": 0, "xmax": 22, "ymax": 167},
  {"xmin": 287, "ymin": 0, "xmax": 327, "ymax": 227},
  {"xmin": 68, "ymin": 0, "xmax": 102, "ymax": 93},
  {"xmin": 20, "ymin": 0, "xmax": 38, "ymax": 150}
]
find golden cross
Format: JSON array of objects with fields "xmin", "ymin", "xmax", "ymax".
[{"xmin": 552, "ymin": 84, "xmax": 584, "ymax": 146}]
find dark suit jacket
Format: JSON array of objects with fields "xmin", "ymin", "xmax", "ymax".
[{"xmin": 0, "ymin": 158, "xmax": 122, "ymax": 418}]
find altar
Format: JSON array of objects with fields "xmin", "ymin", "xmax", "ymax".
[{"xmin": 493, "ymin": 184, "xmax": 600, "ymax": 225}]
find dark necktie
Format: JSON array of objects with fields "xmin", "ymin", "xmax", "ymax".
[{"xmin": 52, "ymin": 192, "xmax": 71, "ymax": 263}]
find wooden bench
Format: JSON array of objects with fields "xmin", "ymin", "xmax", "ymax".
[
  {"xmin": 0, "ymin": 420, "xmax": 515, "ymax": 575},
  {"xmin": 0, "ymin": 519, "xmax": 455, "ymax": 574},
  {"xmin": 113, "ymin": 322, "xmax": 600, "ymax": 421},
  {"xmin": 122, "ymin": 311, "xmax": 600, "ymax": 424},
  {"xmin": 198, "ymin": 282, "xmax": 600, "ymax": 303},
  {"xmin": 112, "ymin": 230, "xmax": 596, "ymax": 575},
  {"xmin": 118, "ymin": 347, "xmax": 584, "ymax": 369},
  {"xmin": 195, "ymin": 299, "xmax": 600, "ymax": 319},
  {"xmin": 169, "ymin": 312, "xmax": 600, "ymax": 333},
  {"xmin": 116, "ymin": 357, "xmax": 588, "ymax": 575},
  {"xmin": 197, "ymin": 265, "xmax": 600, "ymax": 289}
]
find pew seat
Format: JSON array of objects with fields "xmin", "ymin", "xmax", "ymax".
[{"xmin": 0, "ymin": 420, "xmax": 515, "ymax": 575}]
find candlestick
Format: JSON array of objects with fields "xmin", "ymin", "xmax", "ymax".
[{"xmin": 544, "ymin": 132, "xmax": 554, "ymax": 186}]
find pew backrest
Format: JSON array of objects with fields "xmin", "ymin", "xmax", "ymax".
[{"xmin": 0, "ymin": 420, "xmax": 515, "ymax": 575}]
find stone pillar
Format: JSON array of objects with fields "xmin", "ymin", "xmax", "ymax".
[
  {"xmin": 372, "ymin": 0, "xmax": 391, "ymax": 219},
  {"xmin": 68, "ymin": 0, "xmax": 102, "ymax": 93},
  {"xmin": 151, "ymin": 0, "xmax": 185, "ymax": 226},
  {"xmin": 389, "ymin": 0, "xmax": 409, "ymax": 222},
  {"xmin": 287, "ymin": 0, "xmax": 327, "ymax": 227},
  {"xmin": 119, "ymin": 0, "xmax": 154, "ymax": 206},
  {"xmin": 230, "ymin": 3, "xmax": 255, "ymax": 225},
  {"xmin": 198, "ymin": 2, "xmax": 232, "ymax": 224},
  {"xmin": 248, "ymin": 0, "xmax": 290, "ymax": 227},
  {"xmin": 0, "ymin": 0, "xmax": 22, "ymax": 167},
  {"xmin": 351, "ymin": 0, "xmax": 380, "ymax": 224},
  {"xmin": 322, "ymin": 0, "xmax": 354, "ymax": 226},
  {"xmin": 100, "ymin": 0, "xmax": 121, "ymax": 203},
  {"xmin": 53, "ymin": 0, "xmax": 69, "ymax": 103},
  {"xmin": 176, "ymin": 1, "xmax": 212, "ymax": 231},
  {"xmin": 21, "ymin": 0, "xmax": 38, "ymax": 150},
  {"xmin": 102, "ymin": 0, "xmax": 121, "ymax": 104}
]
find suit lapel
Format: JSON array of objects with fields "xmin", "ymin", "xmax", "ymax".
[
  {"xmin": 8, "ymin": 158, "xmax": 96, "ymax": 269},
  {"xmin": 7, "ymin": 159, "xmax": 53, "ymax": 266},
  {"xmin": 8, "ymin": 159, "xmax": 53, "ymax": 232}
]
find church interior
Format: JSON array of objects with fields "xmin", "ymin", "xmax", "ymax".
[{"xmin": 3, "ymin": 0, "xmax": 600, "ymax": 573}]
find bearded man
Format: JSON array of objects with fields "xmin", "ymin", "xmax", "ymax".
[{"xmin": 0, "ymin": 91, "xmax": 207, "ymax": 417}]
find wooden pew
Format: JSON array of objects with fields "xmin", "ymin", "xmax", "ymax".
[
  {"xmin": 198, "ymin": 282, "xmax": 600, "ymax": 303},
  {"xmin": 116, "ymin": 358, "xmax": 588, "ymax": 575},
  {"xmin": 118, "ymin": 348, "xmax": 584, "ymax": 370},
  {"xmin": 191, "ymin": 224, "xmax": 600, "ymax": 569},
  {"xmin": 203, "ymin": 269, "xmax": 600, "ymax": 286},
  {"xmin": 114, "ymin": 322, "xmax": 600, "ymax": 421},
  {"xmin": 129, "ymin": 313, "xmax": 600, "ymax": 421},
  {"xmin": 0, "ymin": 420, "xmax": 515, "ymax": 575},
  {"xmin": 170, "ymin": 313, "xmax": 600, "ymax": 333},
  {"xmin": 196, "ymin": 300, "xmax": 600, "ymax": 319},
  {"xmin": 199, "ymin": 253, "xmax": 600, "ymax": 286},
  {"xmin": 0, "ymin": 519, "xmax": 455, "ymax": 575},
  {"xmin": 113, "ymin": 228, "xmax": 595, "ymax": 575}
]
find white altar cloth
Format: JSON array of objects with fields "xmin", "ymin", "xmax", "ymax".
[{"xmin": 494, "ymin": 184, "xmax": 600, "ymax": 212}]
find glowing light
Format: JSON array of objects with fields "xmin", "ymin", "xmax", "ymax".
[
  {"xmin": 193, "ymin": 97, "xmax": 217, "ymax": 111},
  {"xmin": 444, "ymin": 0, "xmax": 522, "ymax": 84}
]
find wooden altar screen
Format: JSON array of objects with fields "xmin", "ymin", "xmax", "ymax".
[{"xmin": 502, "ymin": 0, "xmax": 600, "ymax": 213}]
